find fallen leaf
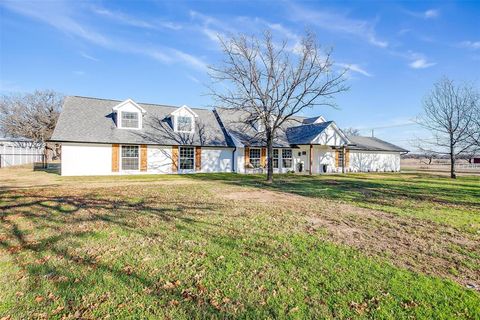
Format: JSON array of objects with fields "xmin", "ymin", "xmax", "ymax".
[{"xmin": 51, "ymin": 305, "xmax": 64, "ymax": 315}]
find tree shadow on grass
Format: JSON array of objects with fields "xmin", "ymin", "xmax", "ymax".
[
  {"xmin": 0, "ymin": 189, "xmax": 284, "ymax": 318},
  {"xmin": 188, "ymin": 173, "xmax": 480, "ymax": 209}
]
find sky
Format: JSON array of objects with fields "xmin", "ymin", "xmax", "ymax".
[{"xmin": 1, "ymin": 0, "xmax": 479, "ymax": 150}]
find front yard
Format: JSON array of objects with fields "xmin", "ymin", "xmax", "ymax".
[{"xmin": 1, "ymin": 168, "xmax": 479, "ymax": 319}]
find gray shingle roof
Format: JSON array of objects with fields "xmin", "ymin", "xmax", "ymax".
[
  {"xmin": 50, "ymin": 96, "xmax": 231, "ymax": 147},
  {"xmin": 347, "ymin": 135, "xmax": 408, "ymax": 152},
  {"xmin": 214, "ymin": 107, "xmax": 307, "ymax": 148},
  {"xmin": 51, "ymin": 96, "xmax": 407, "ymax": 153},
  {"xmin": 286, "ymin": 121, "xmax": 333, "ymax": 145}
]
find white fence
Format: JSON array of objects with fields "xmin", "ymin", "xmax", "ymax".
[{"xmin": 0, "ymin": 140, "xmax": 44, "ymax": 168}]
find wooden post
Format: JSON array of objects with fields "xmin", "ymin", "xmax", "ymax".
[
  {"xmin": 261, "ymin": 148, "xmax": 267, "ymax": 168},
  {"xmin": 172, "ymin": 146, "xmax": 178, "ymax": 173},
  {"xmin": 140, "ymin": 144, "xmax": 147, "ymax": 172},
  {"xmin": 195, "ymin": 146, "xmax": 201, "ymax": 172},
  {"xmin": 112, "ymin": 144, "xmax": 119, "ymax": 172}
]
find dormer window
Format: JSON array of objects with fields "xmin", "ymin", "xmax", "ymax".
[
  {"xmin": 171, "ymin": 105, "xmax": 198, "ymax": 133},
  {"xmin": 112, "ymin": 99, "xmax": 146, "ymax": 130},
  {"xmin": 121, "ymin": 112, "xmax": 139, "ymax": 128},
  {"xmin": 177, "ymin": 116, "xmax": 193, "ymax": 132}
]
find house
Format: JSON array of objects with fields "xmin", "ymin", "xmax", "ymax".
[{"xmin": 50, "ymin": 96, "xmax": 408, "ymax": 176}]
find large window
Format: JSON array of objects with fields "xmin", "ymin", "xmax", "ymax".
[
  {"xmin": 121, "ymin": 145, "xmax": 139, "ymax": 170},
  {"xmin": 272, "ymin": 149, "xmax": 279, "ymax": 169},
  {"xmin": 121, "ymin": 112, "xmax": 139, "ymax": 128},
  {"xmin": 179, "ymin": 146, "xmax": 195, "ymax": 170},
  {"xmin": 282, "ymin": 149, "xmax": 293, "ymax": 168},
  {"xmin": 176, "ymin": 116, "xmax": 193, "ymax": 132},
  {"xmin": 249, "ymin": 148, "xmax": 261, "ymax": 168}
]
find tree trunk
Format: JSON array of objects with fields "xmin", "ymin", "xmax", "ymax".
[
  {"xmin": 266, "ymin": 131, "xmax": 274, "ymax": 183},
  {"xmin": 450, "ymin": 134, "xmax": 456, "ymax": 179}
]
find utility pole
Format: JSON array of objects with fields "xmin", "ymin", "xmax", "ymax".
[{"xmin": 371, "ymin": 129, "xmax": 375, "ymax": 137}]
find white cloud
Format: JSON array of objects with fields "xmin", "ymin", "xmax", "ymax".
[
  {"xmin": 187, "ymin": 75, "xmax": 200, "ymax": 84},
  {"xmin": 2, "ymin": 1, "xmax": 205, "ymax": 72},
  {"xmin": 424, "ymin": 9, "xmax": 439, "ymax": 19},
  {"xmin": 287, "ymin": 3, "xmax": 388, "ymax": 48},
  {"xmin": 91, "ymin": 6, "xmax": 182, "ymax": 30},
  {"xmin": 409, "ymin": 58, "xmax": 436, "ymax": 69},
  {"xmin": 80, "ymin": 52, "xmax": 99, "ymax": 62},
  {"xmin": 2, "ymin": 0, "xmax": 111, "ymax": 46},
  {"xmin": 336, "ymin": 63, "xmax": 372, "ymax": 77},
  {"xmin": 459, "ymin": 41, "xmax": 480, "ymax": 50}
]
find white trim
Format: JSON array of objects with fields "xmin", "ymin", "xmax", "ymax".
[
  {"xmin": 171, "ymin": 105, "xmax": 199, "ymax": 118},
  {"xmin": 112, "ymin": 99, "xmax": 146, "ymax": 114}
]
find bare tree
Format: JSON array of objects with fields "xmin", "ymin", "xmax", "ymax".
[
  {"xmin": 419, "ymin": 151, "xmax": 436, "ymax": 165},
  {"xmin": 416, "ymin": 77, "xmax": 479, "ymax": 178},
  {"xmin": 0, "ymin": 90, "xmax": 63, "ymax": 160},
  {"xmin": 208, "ymin": 31, "xmax": 348, "ymax": 182},
  {"xmin": 343, "ymin": 127, "xmax": 360, "ymax": 136}
]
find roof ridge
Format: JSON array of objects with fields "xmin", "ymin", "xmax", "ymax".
[{"xmin": 68, "ymin": 95, "xmax": 213, "ymax": 112}]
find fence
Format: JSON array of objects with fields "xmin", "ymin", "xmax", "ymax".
[{"xmin": 0, "ymin": 141, "xmax": 45, "ymax": 168}]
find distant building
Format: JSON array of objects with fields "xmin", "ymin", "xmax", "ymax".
[{"xmin": 0, "ymin": 137, "xmax": 44, "ymax": 168}]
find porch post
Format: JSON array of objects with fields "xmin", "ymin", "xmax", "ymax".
[{"xmin": 309, "ymin": 144, "xmax": 313, "ymax": 175}]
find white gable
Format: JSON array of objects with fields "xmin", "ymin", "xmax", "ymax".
[
  {"xmin": 171, "ymin": 105, "xmax": 198, "ymax": 133},
  {"xmin": 311, "ymin": 122, "xmax": 350, "ymax": 146},
  {"xmin": 112, "ymin": 99, "xmax": 146, "ymax": 114},
  {"xmin": 113, "ymin": 99, "xmax": 145, "ymax": 130},
  {"xmin": 313, "ymin": 116, "xmax": 326, "ymax": 123},
  {"xmin": 170, "ymin": 105, "xmax": 198, "ymax": 118}
]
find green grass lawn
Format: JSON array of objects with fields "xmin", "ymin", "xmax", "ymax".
[
  {"xmin": 0, "ymin": 170, "xmax": 479, "ymax": 319},
  {"xmin": 191, "ymin": 172, "xmax": 480, "ymax": 234}
]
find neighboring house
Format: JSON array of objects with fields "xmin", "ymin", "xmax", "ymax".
[
  {"xmin": 50, "ymin": 96, "xmax": 408, "ymax": 176},
  {"xmin": 0, "ymin": 137, "xmax": 44, "ymax": 168}
]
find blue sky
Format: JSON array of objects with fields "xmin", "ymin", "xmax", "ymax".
[{"xmin": 1, "ymin": 0, "xmax": 479, "ymax": 149}]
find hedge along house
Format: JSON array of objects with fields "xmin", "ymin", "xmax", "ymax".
[{"xmin": 50, "ymin": 96, "xmax": 408, "ymax": 176}]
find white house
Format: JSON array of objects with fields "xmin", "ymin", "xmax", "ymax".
[{"xmin": 50, "ymin": 96, "xmax": 408, "ymax": 176}]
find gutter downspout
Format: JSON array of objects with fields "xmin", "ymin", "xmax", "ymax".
[
  {"xmin": 232, "ymin": 147, "xmax": 236, "ymax": 173},
  {"xmin": 309, "ymin": 144, "xmax": 313, "ymax": 175}
]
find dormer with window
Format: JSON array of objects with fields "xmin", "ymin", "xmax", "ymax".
[
  {"xmin": 112, "ymin": 99, "xmax": 146, "ymax": 130},
  {"xmin": 170, "ymin": 105, "xmax": 198, "ymax": 133}
]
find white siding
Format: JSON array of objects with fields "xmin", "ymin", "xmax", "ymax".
[
  {"xmin": 201, "ymin": 147, "xmax": 232, "ymax": 173},
  {"xmin": 147, "ymin": 146, "xmax": 172, "ymax": 174},
  {"xmin": 311, "ymin": 146, "xmax": 336, "ymax": 173},
  {"xmin": 235, "ymin": 147, "xmax": 245, "ymax": 174},
  {"xmin": 61, "ymin": 143, "xmax": 112, "ymax": 176},
  {"xmin": 348, "ymin": 151, "xmax": 400, "ymax": 172},
  {"xmin": 311, "ymin": 126, "xmax": 347, "ymax": 146}
]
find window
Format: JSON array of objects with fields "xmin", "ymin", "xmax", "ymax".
[
  {"xmin": 282, "ymin": 149, "xmax": 293, "ymax": 168},
  {"xmin": 272, "ymin": 149, "xmax": 279, "ymax": 169},
  {"xmin": 121, "ymin": 112, "xmax": 139, "ymax": 128},
  {"xmin": 121, "ymin": 146, "xmax": 139, "ymax": 170},
  {"xmin": 177, "ymin": 116, "xmax": 193, "ymax": 132},
  {"xmin": 249, "ymin": 148, "xmax": 261, "ymax": 168},
  {"xmin": 179, "ymin": 146, "xmax": 195, "ymax": 170}
]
